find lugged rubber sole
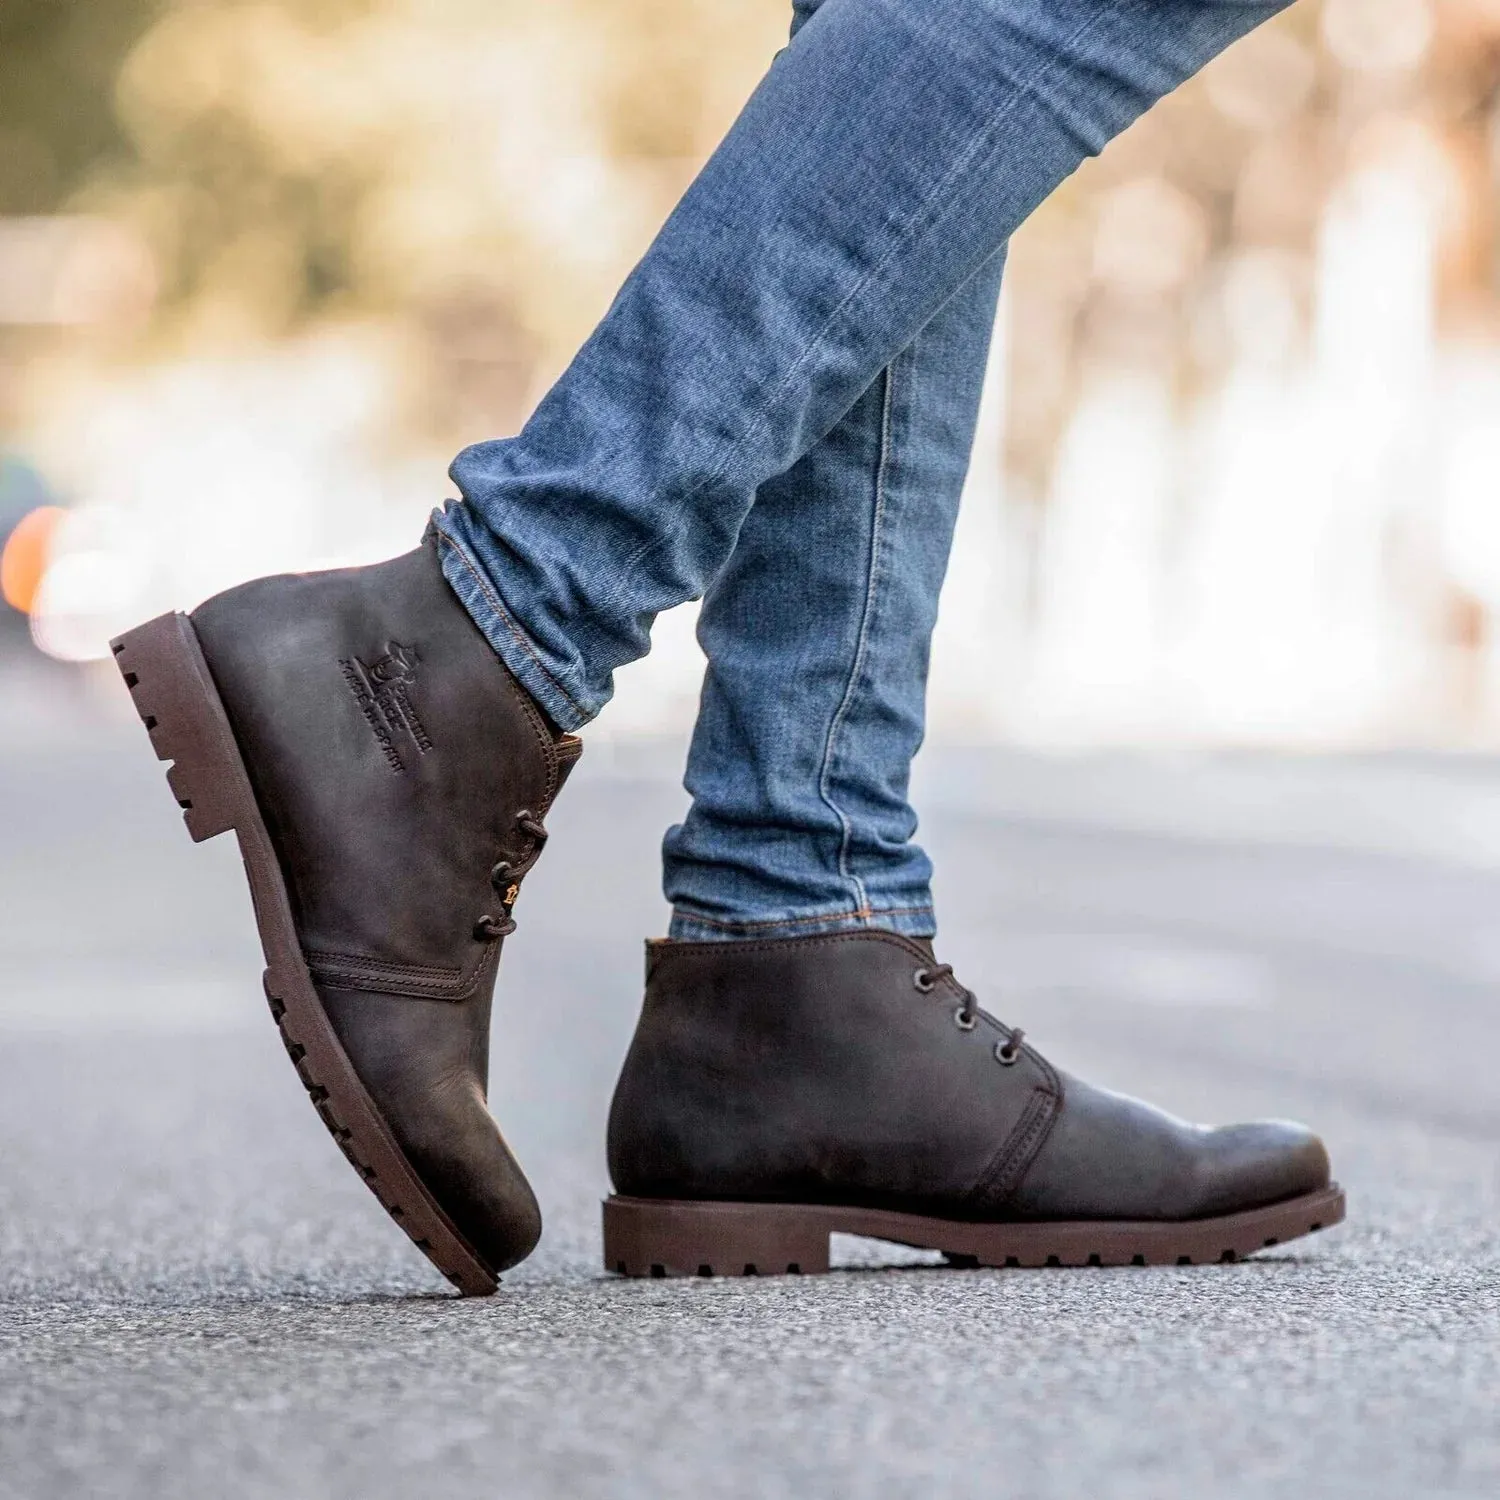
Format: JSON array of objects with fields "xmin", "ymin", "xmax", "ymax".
[
  {"xmin": 603, "ymin": 1184, "xmax": 1346, "ymax": 1278},
  {"xmin": 112, "ymin": 611, "xmax": 499, "ymax": 1296}
]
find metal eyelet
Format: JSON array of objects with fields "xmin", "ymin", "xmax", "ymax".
[
  {"xmin": 953, "ymin": 1006, "xmax": 977, "ymax": 1032},
  {"xmin": 994, "ymin": 1040, "xmax": 1020, "ymax": 1066},
  {"xmin": 913, "ymin": 968, "xmax": 936, "ymax": 993},
  {"xmin": 490, "ymin": 861, "xmax": 513, "ymax": 891}
]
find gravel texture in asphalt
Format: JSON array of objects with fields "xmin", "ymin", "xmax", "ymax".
[{"xmin": 2, "ymin": 720, "xmax": 1498, "ymax": 1499}]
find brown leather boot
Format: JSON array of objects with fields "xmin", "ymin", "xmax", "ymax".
[
  {"xmin": 111, "ymin": 534, "xmax": 579, "ymax": 1294},
  {"xmin": 604, "ymin": 931, "xmax": 1343, "ymax": 1276}
]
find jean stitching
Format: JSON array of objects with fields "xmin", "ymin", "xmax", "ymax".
[
  {"xmin": 434, "ymin": 527, "xmax": 589, "ymax": 722},
  {"xmin": 814, "ymin": 362, "xmax": 897, "ymax": 919},
  {"xmin": 605, "ymin": 0, "xmax": 1130, "ymax": 591}
]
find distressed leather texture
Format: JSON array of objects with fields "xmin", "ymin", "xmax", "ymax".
[
  {"xmin": 608, "ymin": 930, "xmax": 1329, "ymax": 1222},
  {"xmin": 608, "ymin": 930, "xmax": 1059, "ymax": 1215},
  {"xmin": 191, "ymin": 535, "xmax": 578, "ymax": 1270},
  {"xmin": 1010, "ymin": 1077, "xmax": 1329, "ymax": 1220}
]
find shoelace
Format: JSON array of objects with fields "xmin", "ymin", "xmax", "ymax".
[
  {"xmin": 472, "ymin": 810, "xmax": 550, "ymax": 941},
  {"xmin": 913, "ymin": 962, "xmax": 1026, "ymax": 1066}
]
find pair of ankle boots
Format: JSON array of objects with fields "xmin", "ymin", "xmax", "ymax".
[{"xmin": 112, "ymin": 538, "xmax": 1341, "ymax": 1293}]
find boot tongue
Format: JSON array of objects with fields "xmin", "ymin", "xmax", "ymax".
[{"xmin": 908, "ymin": 936, "xmax": 936, "ymax": 960}]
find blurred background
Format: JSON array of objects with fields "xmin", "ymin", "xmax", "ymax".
[
  {"xmin": 8, "ymin": 10, "xmax": 1500, "ymax": 1491},
  {"xmin": 7, "ymin": 0, "xmax": 1500, "ymax": 746}
]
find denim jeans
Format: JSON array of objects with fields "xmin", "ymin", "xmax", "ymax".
[{"xmin": 435, "ymin": 0, "xmax": 1287, "ymax": 940}]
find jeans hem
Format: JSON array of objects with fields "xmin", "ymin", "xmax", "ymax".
[
  {"xmin": 668, "ymin": 902, "xmax": 935, "ymax": 943},
  {"xmin": 430, "ymin": 513, "xmax": 595, "ymax": 733}
]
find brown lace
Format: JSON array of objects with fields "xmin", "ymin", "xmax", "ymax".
[
  {"xmin": 472, "ymin": 810, "xmax": 550, "ymax": 941},
  {"xmin": 913, "ymin": 962, "xmax": 1025, "ymax": 1064}
]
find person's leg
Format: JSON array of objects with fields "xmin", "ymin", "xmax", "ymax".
[
  {"xmin": 660, "ymin": 0, "xmax": 1007, "ymax": 942},
  {"xmin": 111, "ymin": 0, "xmax": 1341, "ymax": 1295},
  {"xmin": 585, "ymin": 0, "xmax": 1338, "ymax": 1276},
  {"xmin": 662, "ymin": 248, "xmax": 1006, "ymax": 940},
  {"xmin": 436, "ymin": 0, "xmax": 1290, "ymax": 738}
]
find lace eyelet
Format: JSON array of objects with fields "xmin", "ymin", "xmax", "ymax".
[
  {"xmin": 489, "ymin": 861, "xmax": 513, "ymax": 891},
  {"xmin": 994, "ymin": 1040, "xmax": 1020, "ymax": 1066},
  {"xmin": 953, "ymin": 1006, "xmax": 977, "ymax": 1032},
  {"xmin": 913, "ymin": 968, "xmax": 936, "ymax": 993}
]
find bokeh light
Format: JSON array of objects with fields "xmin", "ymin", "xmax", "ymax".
[{"xmin": 6, "ymin": 1, "xmax": 1500, "ymax": 745}]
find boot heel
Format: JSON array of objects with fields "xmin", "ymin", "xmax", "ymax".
[
  {"xmin": 603, "ymin": 1196, "xmax": 833, "ymax": 1278},
  {"xmin": 111, "ymin": 612, "xmax": 245, "ymax": 843}
]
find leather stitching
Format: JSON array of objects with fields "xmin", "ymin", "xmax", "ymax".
[
  {"xmin": 306, "ymin": 950, "xmax": 465, "ymax": 981},
  {"xmin": 645, "ymin": 928, "xmax": 933, "ymax": 978},
  {"xmin": 670, "ymin": 903, "xmax": 934, "ymax": 934},
  {"xmin": 305, "ymin": 946, "xmax": 491, "ymax": 1001},
  {"xmin": 647, "ymin": 929, "xmax": 929, "ymax": 957},
  {"xmin": 965, "ymin": 1086, "xmax": 1058, "ymax": 1210}
]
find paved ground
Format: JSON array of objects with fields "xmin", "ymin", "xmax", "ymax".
[{"xmin": 3, "ymin": 672, "xmax": 1500, "ymax": 1498}]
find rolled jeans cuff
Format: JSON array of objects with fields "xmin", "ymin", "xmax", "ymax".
[
  {"xmin": 668, "ymin": 902, "xmax": 937, "ymax": 943},
  {"xmin": 430, "ymin": 512, "xmax": 595, "ymax": 734}
]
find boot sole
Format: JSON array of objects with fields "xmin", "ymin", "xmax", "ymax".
[
  {"xmin": 603, "ymin": 1184, "xmax": 1346, "ymax": 1277},
  {"xmin": 111, "ymin": 611, "xmax": 499, "ymax": 1296}
]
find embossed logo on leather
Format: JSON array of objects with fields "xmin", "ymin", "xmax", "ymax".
[{"xmin": 339, "ymin": 641, "xmax": 433, "ymax": 773}]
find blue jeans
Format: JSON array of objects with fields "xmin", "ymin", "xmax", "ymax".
[{"xmin": 435, "ymin": 0, "xmax": 1286, "ymax": 940}]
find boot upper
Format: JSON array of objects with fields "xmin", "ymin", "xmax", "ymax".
[
  {"xmin": 607, "ymin": 929, "xmax": 1330, "ymax": 1223},
  {"xmin": 189, "ymin": 535, "xmax": 578, "ymax": 1272},
  {"xmin": 190, "ymin": 538, "xmax": 572, "ymax": 982}
]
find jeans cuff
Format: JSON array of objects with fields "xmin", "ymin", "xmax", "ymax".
[
  {"xmin": 668, "ymin": 902, "xmax": 937, "ymax": 943},
  {"xmin": 429, "ymin": 512, "xmax": 593, "ymax": 733}
]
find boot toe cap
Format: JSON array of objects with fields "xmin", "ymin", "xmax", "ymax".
[
  {"xmin": 1014, "ymin": 1073, "xmax": 1333, "ymax": 1221},
  {"xmin": 396, "ymin": 1080, "xmax": 543, "ymax": 1273},
  {"xmin": 1191, "ymin": 1119, "xmax": 1331, "ymax": 1218},
  {"xmin": 319, "ymin": 987, "xmax": 543, "ymax": 1274}
]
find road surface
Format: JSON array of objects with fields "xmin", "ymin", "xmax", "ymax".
[{"xmin": 2, "ymin": 681, "xmax": 1498, "ymax": 1498}]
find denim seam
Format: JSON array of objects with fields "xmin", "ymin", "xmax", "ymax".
[
  {"xmin": 604, "ymin": 0, "xmax": 1127, "ymax": 594},
  {"xmin": 814, "ymin": 361, "xmax": 896, "ymax": 918},
  {"xmin": 669, "ymin": 901, "xmax": 934, "ymax": 934},
  {"xmin": 433, "ymin": 525, "xmax": 590, "ymax": 725}
]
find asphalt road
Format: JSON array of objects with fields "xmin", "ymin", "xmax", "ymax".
[{"xmin": 3, "ymin": 680, "xmax": 1499, "ymax": 1499}]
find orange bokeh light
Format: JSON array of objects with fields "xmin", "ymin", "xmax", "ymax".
[{"xmin": 1, "ymin": 506, "xmax": 66, "ymax": 615}]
